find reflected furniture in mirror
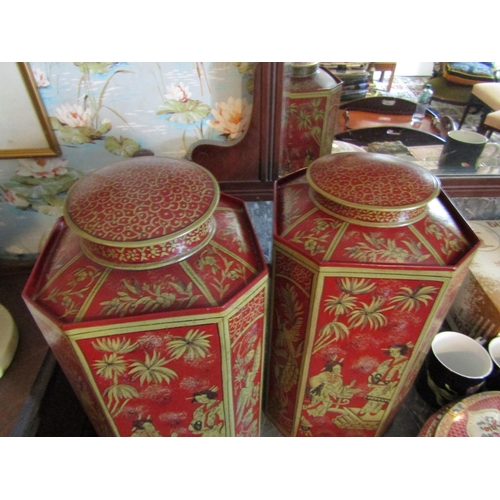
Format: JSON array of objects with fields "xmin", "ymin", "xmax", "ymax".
[
  {"xmin": 335, "ymin": 96, "xmax": 456, "ymax": 140},
  {"xmin": 427, "ymin": 75, "xmax": 472, "ymax": 105},
  {"xmin": 368, "ymin": 62, "xmax": 397, "ymax": 91},
  {"xmin": 459, "ymin": 82, "xmax": 500, "ymax": 133},
  {"xmin": 485, "ymin": 110, "xmax": 500, "ymax": 138},
  {"xmin": 427, "ymin": 62, "xmax": 499, "ymax": 106},
  {"xmin": 321, "ymin": 62, "xmax": 370, "ymax": 101},
  {"xmin": 335, "ymin": 126, "xmax": 445, "ymax": 147}
]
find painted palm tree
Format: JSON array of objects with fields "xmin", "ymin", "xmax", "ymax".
[
  {"xmin": 92, "ymin": 337, "xmax": 140, "ymax": 417},
  {"xmin": 128, "ymin": 351, "xmax": 178, "ymax": 385},
  {"xmin": 166, "ymin": 329, "xmax": 212, "ymax": 360}
]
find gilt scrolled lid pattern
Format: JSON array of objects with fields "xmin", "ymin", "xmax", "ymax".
[
  {"xmin": 63, "ymin": 157, "xmax": 220, "ymax": 269},
  {"xmin": 306, "ymin": 152, "xmax": 441, "ymax": 227}
]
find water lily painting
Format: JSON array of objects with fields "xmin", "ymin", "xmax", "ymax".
[{"xmin": 0, "ymin": 62, "xmax": 255, "ymax": 264}]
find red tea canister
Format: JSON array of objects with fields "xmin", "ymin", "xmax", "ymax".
[
  {"xmin": 266, "ymin": 152, "xmax": 480, "ymax": 437},
  {"xmin": 23, "ymin": 157, "xmax": 268, "ymax": 437},
  {"xmin": 278, "ymin": 63, "xmax": 342, "ymax": 177}
]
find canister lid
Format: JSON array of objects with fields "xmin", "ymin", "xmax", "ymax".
[
  {"xmin": 290, "ymin": 62, "xmax": 320, "ymax": 77},
  {"xmin": 64, "ymin": 157, "xmax": 219, "ymax": 269},
  {"xmin": 307, "ymin": 152, "xmax": 441, "ymax": 227}
]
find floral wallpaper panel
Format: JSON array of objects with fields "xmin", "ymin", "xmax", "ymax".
[{"xmin": 0, "ymin": 62, "xmax": 254, "ymax": 262}]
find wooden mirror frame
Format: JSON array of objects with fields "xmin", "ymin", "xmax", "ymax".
[
  {"xmin": 189, "ymin": 62, "xmax": 281, "ymax": 201},
  {"xmin": 190, "ymin": 62, "xmax": 500, "ymax": 200}
]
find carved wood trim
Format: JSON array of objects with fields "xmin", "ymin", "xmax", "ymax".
[{"xmin": 188, "ymin": 63, "xmax": 278, "ymax": 189}]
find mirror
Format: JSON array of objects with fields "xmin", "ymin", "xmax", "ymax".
[{"xmin": 272, "ymin": 62, "xmax": 500, "ymax": 198}]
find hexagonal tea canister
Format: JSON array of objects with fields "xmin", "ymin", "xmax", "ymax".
[
  {"xmin": 23, "ymin": 157, "xmax": 268, "ymax": 437},
  {"xmin": 266, "ymin": 152, "xmax": 480, "ymax": 437}
]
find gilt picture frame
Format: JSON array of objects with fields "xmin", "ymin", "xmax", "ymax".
[{"xmin": 0, "ymin": 62, "xmax": 60, "ymax": 158}]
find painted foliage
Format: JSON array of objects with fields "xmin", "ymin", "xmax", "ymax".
[
  {"xmin": 297, "ymin": 274, "xmax": 442, "ymax": 437},
  {"xmin": 76, "ymin": 324, "xmax": 226, "ymax": 437}
]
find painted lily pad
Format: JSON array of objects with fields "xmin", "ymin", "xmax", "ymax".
[
  {"xmin": 105, "ymin": 136, "xmax": 141, "ymax": 157},
  {"xmin": 157, "ymin": 99, "xmax": 211, "ymax": 124}
]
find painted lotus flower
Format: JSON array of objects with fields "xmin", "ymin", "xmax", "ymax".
[
  {"xmin": 55, "ymin": 102, "xmax": 92, "ymax": 128},
  {"xmin": 32, "ymin": 67, "xmax": 50, "ymax": 88},
  {"xmin": 157, "ymin": 82, "xmax": 210, "ymax": 124},
  {"xmin": 16, "ymin": 158, "xmax": 69, "ymax": 178},
  {"xmin": 208, "ymin": 97, "xmax": 252, "ymax": 140},
  {"xmin": 165, "ymin": 83, "xmax": 192, "ymax": 103},
  {"xmin": 2, "ymin": 188, "xmax": 30, "ymax": 208}
]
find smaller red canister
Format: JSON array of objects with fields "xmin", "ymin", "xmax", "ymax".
[{"xmin": 278, "ymin": 62, "xmax": 342, "ymax": 176}]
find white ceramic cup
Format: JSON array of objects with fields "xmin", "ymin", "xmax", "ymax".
[{"xmin": 432, "ymin": 331, "xmax": 493, "ymax": 378}]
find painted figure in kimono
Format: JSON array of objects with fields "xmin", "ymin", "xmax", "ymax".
[
  {"xmin": 304, "ymin": 359, "xmax": 360, "ymax": 417},
  {"xmin": 359, "ymin": 344, "xmax": 412, "ymax": 417},
  {"xmin": 189, "ymin": 387, "xmax": 225, "ymax": 437},
  {"xmin": 131, "ymin": 416, "xmax": 162, "ymax": 437}
]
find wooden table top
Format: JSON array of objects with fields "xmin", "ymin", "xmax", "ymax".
[{"xmin": 336, "ymin": 109, "xmax": 440, "ymax": 137}]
